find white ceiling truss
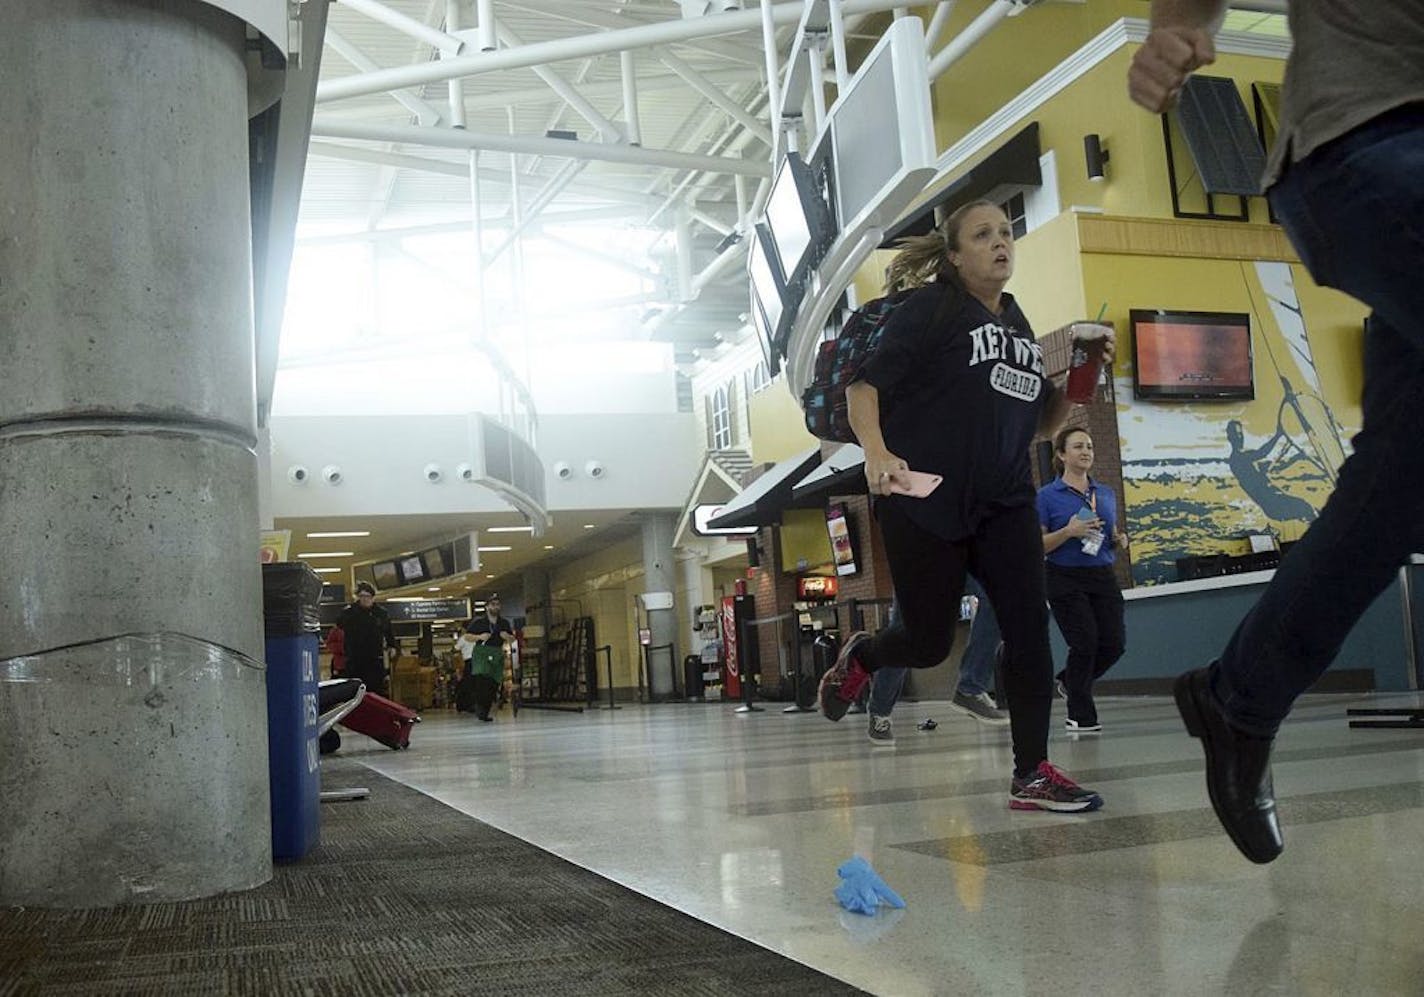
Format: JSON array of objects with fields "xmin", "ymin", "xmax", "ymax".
[{"xmin": 299, "ymin": 0, "xmax": 1289, "ymax": 365}]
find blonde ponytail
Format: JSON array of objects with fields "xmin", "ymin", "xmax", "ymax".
[{"xmin": 881, "ymin": 197, "xmax": 1002, "ymax": 297}]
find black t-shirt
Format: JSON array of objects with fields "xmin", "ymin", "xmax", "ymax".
[
  {"xmin": 855, "ymin": 284, "xmax": 1055, "ymax": 542},
  {"xmin": 466, "ymin": 615, "xmax": 514, "ymax": 645}
]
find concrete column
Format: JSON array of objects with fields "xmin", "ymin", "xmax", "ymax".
[
  {"xmin": 640, "ymin": 513, "xmax": 679, "ymax": 700},
  {"xmin": 0, "ymin": 0, "xmax": 271, "ymax": 906}
]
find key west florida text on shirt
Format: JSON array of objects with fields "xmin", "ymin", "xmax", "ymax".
[{"xmin": 856, "ymin": 283, "xmax": 1056, "ymax": 543}]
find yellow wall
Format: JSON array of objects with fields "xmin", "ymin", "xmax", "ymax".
[
  {"xmin": 550, "ymin": 536, "xmax": 643, "ymax": 692},
  {"xmin": 1007, "ymin": 209, "xmax": 1086, "ymax": 334},
  {"xmin": 746, "ymin": 376, "xmax": 818, "ymax": 463}
]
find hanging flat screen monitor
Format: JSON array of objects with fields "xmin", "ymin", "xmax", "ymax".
[
  {"xmin": 747, "ymin": 223, "xmax": 787, "ymax": 361},
  {"xmin": 763, "ymin": 151, "xmax": 834, "ymax": 291},
  {"xmin": 371, "ymin": 561, "xmax": 399, "ymax": 590},
  {"xmin": 398, "ymin": 554, "xmax": 427, "ymax": 584},
  {"xmin": 1131, "ymin": 309, "xmax": 1254, "ymax": 400}
]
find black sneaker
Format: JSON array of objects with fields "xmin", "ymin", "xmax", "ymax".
[
  {"xmin": 1010, "ymin": 761, "xmax": 1103, "ymax": 812},
  {"xmin": 817, "ymin": 632, "xmax": 871, "ymax": 722},
  {"xmin": 1065, "ymin": 718, "xmax": 1102, "ymax": 734},
  {"xmin": 867, "ymin": 714, "xmax": 895, "ymax": 747}
]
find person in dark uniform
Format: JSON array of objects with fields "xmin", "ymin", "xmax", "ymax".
[
  {"xmin": 337, "ymin": 581, "xmax": 398, "ymax": 697},
  {"xmin": 463, "ymin": 595, "xmax": 515, "ymax": 721},
  {"xmin": 817, "ymin": 199, "xmax": 1111, "ymax": 813}
]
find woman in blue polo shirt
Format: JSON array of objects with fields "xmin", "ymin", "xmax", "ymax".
[{"xmin": 1038, "ymin": 427, "xmax": 1128, "ymax": 733}]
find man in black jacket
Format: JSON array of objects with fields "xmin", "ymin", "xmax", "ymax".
[{"xmin": 337, "ymin": 582, "xmax": 398, "ymax": 697}]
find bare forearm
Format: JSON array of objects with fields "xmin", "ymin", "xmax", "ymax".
[
  {"xmin": 846, "ymin": 382, "xmax": 888, "ymax": 457},
  {"xmin": 1042, "ymin": 527, "xmax": 1076, "ymax": 554}
]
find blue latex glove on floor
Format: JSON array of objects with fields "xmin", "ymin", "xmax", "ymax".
[{"xmin": 835, "ymin": 856, "xmax": 906, "ymax": 915}]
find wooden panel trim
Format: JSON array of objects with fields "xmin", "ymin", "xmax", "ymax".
[{"xmin": 1076, "ymin": 214, "xmax": 1299, "ymax": 263}]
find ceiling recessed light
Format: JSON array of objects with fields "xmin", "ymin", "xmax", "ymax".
[
  {"xmin": 486, "ymin": 574, "xmax": 496, "ymax": 579},
  {"xmin": 543, "ymin": 544, "xmax": 555, "ymax": 550},
  {"xmin": 428, "ymin": 587, "xmax": 440, "ymax": 592},
  {"xmin": 305, "ymin": 531, "xmax": 371, "ymax": 538},
  {"xmin": 476, "ymin": 545, "xmax": 513, "ymax": 552},
  {"xmin": 486, "ymin": 526, "xmax": 534, "ymax": 533},
  {"xmin": 583, "ymin": 524, "xmax": 596, "ymax": 529},
  {"xmin": 312, "ymin": 567, "xmax": 343, "ymax": 574},
  {"xmin": 297, "ymin": 551, "xmax": 354, "ymax": 558}
]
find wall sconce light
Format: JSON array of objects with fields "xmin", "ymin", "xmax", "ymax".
[{"xmin": 1084, "ymin": 133, "xmax": 1110, "ymax": 182}]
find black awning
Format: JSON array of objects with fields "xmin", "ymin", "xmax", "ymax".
[
  {"xmin": 789, "ymin": 444, "xmax": 867, "ymax": 504},
  {"xmin": 882, "ymin": 122, "xmax": 1042, "ymax": 246},
  {"xmin": 705, "ymin": 445, "xmax": 823, "ymax": 530}
]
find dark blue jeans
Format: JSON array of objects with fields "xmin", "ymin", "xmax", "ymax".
[
  {"xmin": 866, "ymin": 576, "xmax": 1001, "ymax": 715},
  {"xmin": 1212, "ymin": 104, "xmax": 1424, "ymax": 736}
]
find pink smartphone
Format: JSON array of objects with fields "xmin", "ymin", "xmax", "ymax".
[{"xmin": 889, "ymin": 470, "xmax": 943, "ymax": 498}]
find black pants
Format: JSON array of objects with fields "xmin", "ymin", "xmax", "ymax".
[
  {"xmin": 348, "ymin": 657, "xmax": 388, "ymax": 698},
  {"xmin": 1046, "ymin": 564, "xmax": 1125, "ymax": 726},
  {"xmin": 858, "ymin": 500, "xmax": 1053, "ymax": 776}
]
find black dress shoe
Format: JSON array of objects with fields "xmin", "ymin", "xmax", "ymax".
[{"xmin": 1174, "ymin": 668, "xmax": 1283, "ymax": 864}]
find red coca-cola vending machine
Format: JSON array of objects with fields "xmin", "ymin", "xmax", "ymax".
[{"xmin": 721, "ymin": 590, "xmax": 758, "ymax": 701}]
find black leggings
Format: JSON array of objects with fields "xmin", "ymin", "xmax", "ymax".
[
  {"xmin": 857, "ymin": 500, "xmax": 1053, "ymax": 776},
  {"xmin": 1046, "ymin": 563, "xmax": 1125, "ymax": 725}
]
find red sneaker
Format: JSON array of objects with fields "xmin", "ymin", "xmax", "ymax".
[
  {"xmin": 818, "ymin": 632, "xmax": 871, "ymax": 722},
  {"xmin": 1009, "ymin": 761, "xmax": 1104, "ymax": 812}
]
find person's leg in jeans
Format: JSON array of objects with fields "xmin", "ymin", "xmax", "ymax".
[
  {"xmin": 1046, "ymin": 567, "xmax": 1100, "ymax": 726},
  {"xmin": 1178, "ymin": 108, "xmax": 1424, "ymax": 862},
  {"xmin": 1211, "ymin": 108, "xmax": 1424, "ymax": 734},
  {"xmin": 957, "ymin": 575, "xmax": 999, "ymax": 696},
  {"xmin": 950, "ymin": 575, "xmax": 1011, "ymax": 724},
  {"xmin": 867, "ymin": 665, "xmax": 907, "ymax": 716}
]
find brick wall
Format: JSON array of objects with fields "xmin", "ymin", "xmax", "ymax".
[{"xmin": 1039, "ymin": 323, "xmax": 1132, "ymax": 590}]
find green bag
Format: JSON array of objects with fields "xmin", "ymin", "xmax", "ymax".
[{"xmin": 469, "ymin": 644, "xmax": 504, "ymax": 682}]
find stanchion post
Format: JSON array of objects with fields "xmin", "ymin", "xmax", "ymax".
[{"xmin": 598, "ymin": 645, "xmax": 619, "ymax": 711}]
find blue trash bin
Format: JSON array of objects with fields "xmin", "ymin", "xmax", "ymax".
[{"xmin": 262, "ymin": 563, "xmax": 324, "ymax": 862}]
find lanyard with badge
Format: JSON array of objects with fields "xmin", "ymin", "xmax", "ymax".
[{"xmin": 1070, "ymin": 482, "xmax": 1106, "ymax": 557}]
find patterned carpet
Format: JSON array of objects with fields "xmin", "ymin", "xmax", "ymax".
[{"xmin": 0, "ymin": 760, "xmax": 861, "ymax": 996}]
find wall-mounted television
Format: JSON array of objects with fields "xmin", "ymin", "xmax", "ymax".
[
  {"xmin": 1131, "ymin": 309, "xmax": 1254, "ymax": 400},
  {"xmin": 825, "ymin": 501, "xmax": 859, "ymax": 577}
]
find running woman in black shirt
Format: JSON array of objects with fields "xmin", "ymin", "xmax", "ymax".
[{"xmin": 817, "ymin": 199, "xmax": 1113, "ymax": 812}]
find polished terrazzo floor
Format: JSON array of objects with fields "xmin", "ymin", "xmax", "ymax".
[{"xmin": 341, "ymin": 693, "xmax": 1424, "ymax": 996}]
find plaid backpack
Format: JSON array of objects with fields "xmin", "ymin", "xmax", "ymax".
[{"xmin": 799, "ymin": 290, "xmax": 917, "ymax": 443}]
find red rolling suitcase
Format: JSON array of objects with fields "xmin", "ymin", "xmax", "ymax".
[{"xmin": 340, "ymin": 692, "xmax": 420, "ymax": 749}]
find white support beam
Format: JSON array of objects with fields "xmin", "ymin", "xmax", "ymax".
[
  {"xmin": 928, "ymin": 0, "xmax": 1016, "ymax": 81},
  {"xmin": 476, "ymin": 0, "xmax": 496, "ymax": 51},
  {"xmin": 296, "ymin": 206, "xmax": 653, "ymax": 246},
  {"xmin": 445, "ymin": 0, "xmax": 466, "ymax": 128},
  {"xmin": 541, "ymin": 232, "xmax": 661, "ymax": 282},
  {"xmin": 828, "ymin": 0, "xmax": 850, "ymax": 91},
  {"xmin": 497, "ymin": 24, "xmax": 625, "ymax": 143},
  {"xmin": 691, "ymin": 209, "xmax": 733, "ymax": 237},
  {"xmin": 338, "ymin": 0, "xmax": 465, "ymax": 55},
  {"xmin": 316, "ymin": 67, "xmax": 761, "ymax": 119},
  {"xmin": 924, "ymin": 0, "xmax": 957, "ymax": 50},
  {"xmin": 659, "ymin": 49, "xmax": 773, "ymax": 148},
  {"xmin": 316, "ymin": 0, "xmax": 911, "ymax": 103},
  {"xmin": 759, "ymin": 0, "xmax": 784, "ymax": 149},
  {"xmin": 325, "ymin": 29, "xmax": 444, "ymax": 125},
  {"xmin": 484, "ymin": 159, "xmax": 587, "ymax": 267},
  {"xmin": 310, "ymin": 120, "xmax": 773, "ymax": 176},
  {"xmin": 620, "ymin": 51, "xmax": 642, "ymax": 146}
]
